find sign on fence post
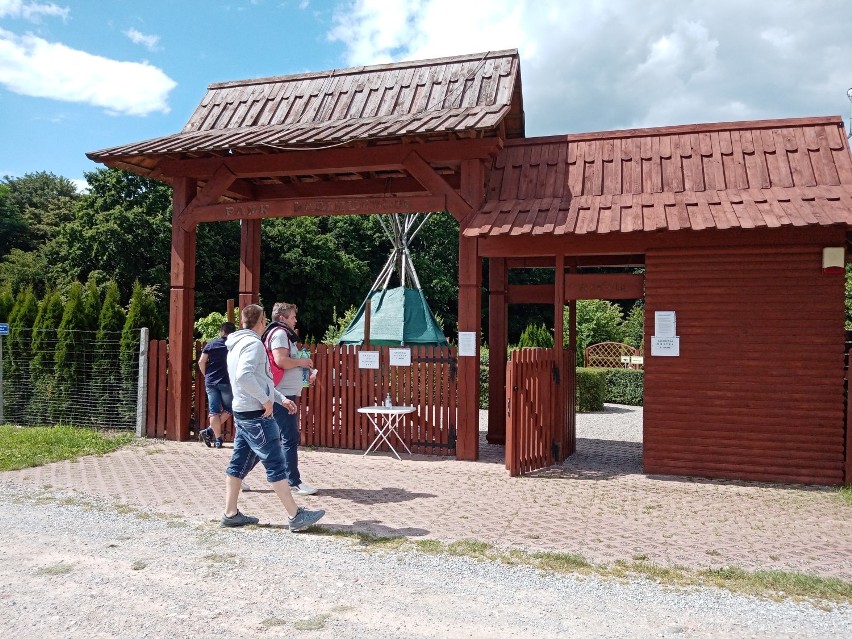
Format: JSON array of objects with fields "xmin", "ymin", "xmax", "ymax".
[{"xmin": 0, "ymin": 323, "xmax": 6, "ymax": 424}]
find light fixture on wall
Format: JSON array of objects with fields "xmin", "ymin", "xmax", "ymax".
[{"xmin": 822, "ymin": 247, "xmax": 845, "ymax": 274}]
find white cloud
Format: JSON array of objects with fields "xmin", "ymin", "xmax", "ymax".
[
  {"xmin": 0, "ymin": 27, "xmax": 176, "ymax": 115},
  {"xmin": 328, "ymin": 0, "xmax": 852, "ymax": 135},
  {"xmin": 0, "ymin": 0, "xmax": 69, "ymax": 21},
  {"xmin": 124, "ymin": 27, "xmax": 160, "ymax": 52}
]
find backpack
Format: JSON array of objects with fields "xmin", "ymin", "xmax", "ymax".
[{"xmin": 261, "ymin": 321, "xmax": 296, "ymax": 386}]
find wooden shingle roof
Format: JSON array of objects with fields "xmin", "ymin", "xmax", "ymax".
[
  {"xmin": 464, "ymin": 116, "xmax": 852, "ymax": 237},
  {"xmin": 87, "ymin": 50, "xmax": 523, "ymax": 176}
]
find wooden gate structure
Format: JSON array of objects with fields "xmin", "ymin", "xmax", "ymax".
[
  {"xmin": 90, "ymin": 48, "xmax": 852, "ymax": 483},
  {"xmin": 506, "ymin": 348, "xmax": 575, "ymax": 475}
]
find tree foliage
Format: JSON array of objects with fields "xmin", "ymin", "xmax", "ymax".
[
  {"xmin": 54, "ymin": 281, "xmax": 88, "ymax": 418},
  {"xmin": 4, "ymin": 288, "xmax": 38, "ymax": 415},
  {"xmin": 29, "ymin": 289, "xmax": 64, "ymax": 420},
  {"xmin": 564, "ymin": 299, "xmax": 626, "ymax": 366},
  {"xmin": 94, "ymin": 280, "xmax": 127, "ymax": 425},
  {"xmin": 516, "ymin": 322, "xmax": 553, "ymax": 348}
]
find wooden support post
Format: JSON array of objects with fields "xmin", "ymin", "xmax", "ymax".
[
  {"xmin": 168, "ymin": 177, "xmax": 197, "ymax": 441},
  {"xmin": 226, "ymin": 299, "xmax": 235, "ymax": 324},
  {"xmin": 487, "ymin": 257, "xmax": 507, "ymax": 444},
  {"xmin": 553, "ymin": 254, "xmax": 566, "ymax": 461},
  {"xmin": 238, "ymin": 218, "xmax": 261, "ymax": 310},
  {"xmin": 456, "ymin": 158, "xmax": 485, "ymax": 461},
  {"xmin": 364, "ymin": 298, "xmax": 372, "ymax": 347}
]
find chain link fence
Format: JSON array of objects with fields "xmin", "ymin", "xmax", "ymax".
[{"xmin": 1, "ymin": 328, "xmax": 142, "ymax": 429}]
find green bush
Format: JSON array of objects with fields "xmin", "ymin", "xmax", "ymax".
[
  {"xmin": 479, "ymin": 346, "xmax": 489, "ymax": 409},
  {"xmin": 604, "ymin": 368, "xmax": 644, "ymax": 405},
  {"xmin": 517, "ymin": 322, "xmax": 553, "ymax": 348},
  {"xmin": 195, "ymin": 309, "xmax": 235, "ymax": 341},
  {"xmin": 576, "ymin": 367, "xmax": 607, "ymax": 412}
]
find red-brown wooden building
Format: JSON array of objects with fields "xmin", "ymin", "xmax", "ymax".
[{"xmin": 88, "ymin": 49, "xmax": 852, "ymax": 485}]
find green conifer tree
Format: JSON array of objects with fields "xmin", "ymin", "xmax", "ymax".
[
  {"xmin": 0, "ymin": 284, "xmax": 14, "ymax": 322},
  {"xmin": 94, "ymin": 281, "xmax": 126, "ymax": 426},
  {"xmin": 4, "ymin": 288, "xmax": 37, "ymax": 422},
  {"xmin": 82, "ymin": 273, "xmax": 102, "ymax": 332},
  {"xmin": 119, "ymin": 282, "xmax": 162, "ymax": 425},
  {"xmin": 27, "ymin": 289, "xmax": 63, "ymax": 422},
  {"xmin": 53, "ymin": 281, "xmax": 87, "ymax": 421}
]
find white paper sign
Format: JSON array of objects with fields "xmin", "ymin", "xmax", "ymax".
[
  {"xmin": 358, "ymin": 350, "xmax": 380, "ymax": 369},
  {"xmin": 654, "ymin": 311, "xmax": 677, "ymax": 338},
  {"xmin": 458, "ymin": 331, "xmax": 477, "ymax": 357},
  {"xmin": 651, "ymin": 336, "xmax": 680, "ymax": 356},
  {"xmin": 388, "ymin": 348, "xmax": 411, "ymax": 367}
]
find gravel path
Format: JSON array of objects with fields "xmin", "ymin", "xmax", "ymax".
[{"xmin": 2, "ymin": 482, "xmax": 850, "ymax": 639}]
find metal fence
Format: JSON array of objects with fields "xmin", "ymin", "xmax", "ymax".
[{"xmin": 0, "ymin": 328, "xmax": 142, "ymax": 429}]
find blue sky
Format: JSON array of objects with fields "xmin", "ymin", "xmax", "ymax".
[{"xmin": 2, "ymin": 0, "xmax": 852, "ymax": 191}]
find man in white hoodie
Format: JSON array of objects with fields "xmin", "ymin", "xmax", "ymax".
[{"xmin": 222, "ymin": 303, "xmax": 325, "ymax": 532}]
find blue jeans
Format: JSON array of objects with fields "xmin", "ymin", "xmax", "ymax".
[
  {"xmin": 225, "ymin": 414, "xmax": 288, "ymax": 483},
  {"xmin": 273, "ymin": 397, "xmax": 301, "ymax": 487},
  {"xmin": 205, "ymin": 383, "xmax": 233, "ymax": 415}
]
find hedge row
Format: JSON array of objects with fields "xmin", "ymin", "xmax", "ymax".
[{"xmin": 478, "ymin": 353, "xmax": 644, "ymax": 412}]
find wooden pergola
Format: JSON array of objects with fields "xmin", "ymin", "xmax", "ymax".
[{"xmin": 88, "ymin": 50, "xmax": 526, "ymax": 460}]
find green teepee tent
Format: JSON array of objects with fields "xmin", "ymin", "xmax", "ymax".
[{"xmin": 338, "ymin": 213, "xmax": 448, "ymax": 347}]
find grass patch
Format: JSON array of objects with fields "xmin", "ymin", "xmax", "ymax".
[
  {"xmin": 260, "ymin": 617, "xmax": 287, "ymax": 628},
  {"xmin": 311, "ymin": 529, "xmax": 852, "ymax": 606},
  {"xmin": 838, "ymin": 486, "xmax": 852, "ymax": 507},
  {"xmin": 294, "ymin": 614, "xmax": 330, "ymax": 631},
  {"xmin": 36, "ymin": 562, "xmax": 74, "ymax": 576},
  {"xmin": 532, "ymin": 550, "xmax": 592, "ymax": 572},
  {"xmin": 0, "ymin": 424, "xmax": 132, "ymax": 471}
]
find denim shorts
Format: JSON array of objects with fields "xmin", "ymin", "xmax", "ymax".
[
  {"xmin": 205, "ymin": 383, "xmax": 233, "ymax": 415},
  {"xmin": 225, "ymin": 414, "xmax": 288, "ymax": 483}
]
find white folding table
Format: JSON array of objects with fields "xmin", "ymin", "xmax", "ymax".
[{"xmin": 357, "ymin": 405, "xmax": 416, "ymax": 460}]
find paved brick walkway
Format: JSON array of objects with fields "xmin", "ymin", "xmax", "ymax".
[{"xmin": 2, "ymin": 411, "xmax": 850, "ymax": 580}]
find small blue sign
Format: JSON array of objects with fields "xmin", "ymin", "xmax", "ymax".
[{"xmin": 0, "ymin": 323, "xmax": 8, "ymax": 335}]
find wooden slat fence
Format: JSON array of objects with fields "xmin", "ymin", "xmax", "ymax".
[
  {"xmin": 506, "ymin": 347, "xmax": 575, "ymax": 476},
  {"xmin": 145, "ymin": 340, "xmax": 457, "ymax": 456}
]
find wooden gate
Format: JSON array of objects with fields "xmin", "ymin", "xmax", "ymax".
[{"xmin": 506, "ymin": 347, "xmax": 575, "ymax": 476}]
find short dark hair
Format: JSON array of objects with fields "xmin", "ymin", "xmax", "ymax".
[
  {"xmin": 241, "ymin": 304, "xmax": 264, "ymax": 329},
  {"xmin": 221, "ymin": 322, "xmax": 236, "ymax": 335}
]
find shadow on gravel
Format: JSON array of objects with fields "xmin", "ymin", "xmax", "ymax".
[
  {"xmin": 644, "ymin": 473, "xmax": 837, "ymax": 493},
  {"xmin": 317, "ymin": 487, "xmax": 437, "ymax": 504}
]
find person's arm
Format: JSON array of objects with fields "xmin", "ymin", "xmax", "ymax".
[
  {"xmin": 198, "ymin": 352, "xmax": 209, "ymax": 376},
  {"xmin": 270, "ymin": 331, "xmax": 313, "ymax": 369}
]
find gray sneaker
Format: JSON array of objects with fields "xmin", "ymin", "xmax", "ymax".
[
  {"xmin": 288, "ymin": 507, "xmax": 325, "ymax": 532},
  {"xmin": 220, "ymin": 510, "xmax": 259, "ymax": 527},
  {"xmin": 291, "ymin": 482, "xmax": 318, "ymax": 495}
]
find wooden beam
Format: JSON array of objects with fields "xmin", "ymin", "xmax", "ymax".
[
  {"xmin": 155, "ymin": 138, "xmax": 503, "ymax": 179},
  {"xmin": 487, "ymin": 257, "xmax": 507, "ymax": 445},
  {"xmin": 252, "ymin": 175, "xmax": 459, "ymax": 200},
  {"xmin": 193, "ymin": 163, "xmax": 237, "ymax": 207},
  {"xmin": 403, "ymin": 151, "xmax": 473, "ymax": 221},
  {"xmin": 239, "ymin": 219, "xmax": 262, "ymax": 308},
  {"xmin": 507, "ymin": 274, "xmax": 645, "ymax": 303},
  {"xmin": 187, "ymin": 194, "xmax": 448, "ymax": 224},
  {"xmin": 456, "ymin": 158, "xmax": 485, "ymax": 461},
  {"xmin": 506, "ymin": 255, "xmax": 645, "ymax": 269},
  {"xmin": 168, "ymin": 177, "xmax": 197, "ymax": 442},
  {"xmin": 477, "ymin": 226, "xmax": 848, "ymax": 256}
]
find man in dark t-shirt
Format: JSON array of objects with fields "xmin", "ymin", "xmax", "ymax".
[{"xmin": 197, "ymin": 322, "xmax": 236, "ymax": 448}]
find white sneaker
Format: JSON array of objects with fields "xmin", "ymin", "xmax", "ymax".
[
  {"xmin": 291, "ymin": 482, "xmax": 318, "ymax": 495},
  {"xmin": 241, "ymin": 481, "xmax": 251, "ymax": 492}
]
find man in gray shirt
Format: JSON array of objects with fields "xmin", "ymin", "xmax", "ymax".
[{"xmin": 221, "ymin": 303, "xmax": 324, "ymax": 531}]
